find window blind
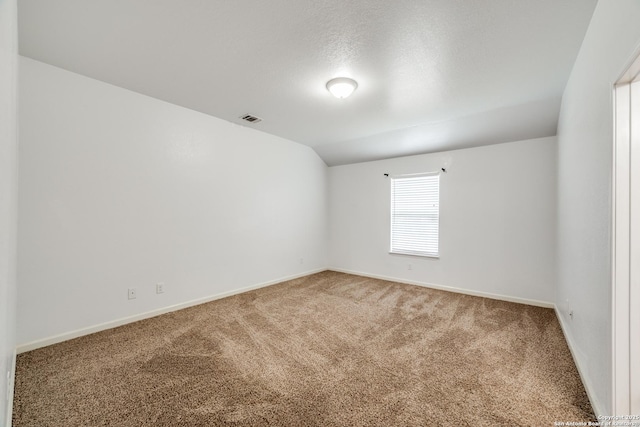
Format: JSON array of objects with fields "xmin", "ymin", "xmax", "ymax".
[{"xmin": 390, "ymin": 173, "xmax": 440, "ymax": 257}]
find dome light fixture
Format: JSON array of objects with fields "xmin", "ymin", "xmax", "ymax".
[{"xmin": 326, "ymin": 77, "xmax": 358, "ymax": 99}]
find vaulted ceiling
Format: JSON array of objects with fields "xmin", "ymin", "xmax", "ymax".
[{"xmin": 18, "ymin": 0, "xmax": 597, "ymax": 166}]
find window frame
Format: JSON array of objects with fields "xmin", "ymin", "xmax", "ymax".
[{"xmin": 389, "ymin": 172, "xmax": 440, "ymax": 259}]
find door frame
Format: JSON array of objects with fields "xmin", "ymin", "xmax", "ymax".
[{"xmin": 613, "ymin": 51, "xmax": 640, "ymax": 415}]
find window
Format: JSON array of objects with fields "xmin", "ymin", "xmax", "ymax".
[{"xmin": 390, "ymin": 173, "xmax": 440, "ymax": 258}]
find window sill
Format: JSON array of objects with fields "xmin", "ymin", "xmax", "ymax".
[{"xmin": 389, "ymin": 251, "xmax": 439, "ymax": 259}]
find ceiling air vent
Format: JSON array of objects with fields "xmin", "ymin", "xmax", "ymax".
[{"xmin": 240, "ymin": 114, "xmax": 263, "ymax": 124}]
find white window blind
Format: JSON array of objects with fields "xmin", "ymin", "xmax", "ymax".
[{"xmin": 390, "ymin": 173, "xmax": 440, "ymax": 257}]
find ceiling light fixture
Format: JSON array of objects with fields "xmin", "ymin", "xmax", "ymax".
[{"xmin": 326, "ymin": 77, "xmax": 358, "ymax": 99}]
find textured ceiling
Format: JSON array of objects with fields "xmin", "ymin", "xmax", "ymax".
[{"xmin": 18, "ymin": 0, "xmax": 597, "ymax": 166}]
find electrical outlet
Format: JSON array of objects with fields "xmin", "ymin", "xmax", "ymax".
[
  {"xmin": 156, "ymin": 283, "xmax": 165, "ymax": 294},
  {"xmin": 299, "ymin": 258, "xmax": 304, "ymax": 265},
  {"xmin": 408, "ymin": 263, "xmax": 412, "ymax": 270},
  {"xmin": 128, "ymin": 288, "xmax": 137, "ymax": 300}
]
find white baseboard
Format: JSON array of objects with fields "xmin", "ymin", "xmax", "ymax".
[
  {"xmin": 328, "ymin": 267, "xmax": 555, "ymax": 308},
  {"xmin": 554, "ymin": 306, "xmax": 604, "ymax": 418},
  {"xmin": 16, "ymin": 268, "xmax": 326, "ymax": 354},
  {"xmin": 5, "ymin": 349, "xmax": 16, "ymax": 427}
]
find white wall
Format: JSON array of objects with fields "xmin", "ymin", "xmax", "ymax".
[
  {"xmin": 329, "ymin": 137, "xmax": 557, "ymax": 305},
  {"xmin": 17, "ymin": 57, "xmax": 328, "ymax": 347},
  {"xmin": 556, "ymin": 0, "xmax": 640, "ymax": 416},
  {"xmin": 0, "ymin": 0, "xmax": 18, "ymax": 424}
]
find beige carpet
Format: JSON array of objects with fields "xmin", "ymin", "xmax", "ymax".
[{"xmin": 13, "ymin": 271, "xmax": 594, "ymax": 426}]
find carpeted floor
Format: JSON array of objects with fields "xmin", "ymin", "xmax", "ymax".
[{"xmin": 13, "ymin": 271, "xmax": 594, "ymax": 426}]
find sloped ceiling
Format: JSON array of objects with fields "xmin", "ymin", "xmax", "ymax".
[{"xmin": 18, "ymin": 0, "xmax": 597, "ymax": 166}]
